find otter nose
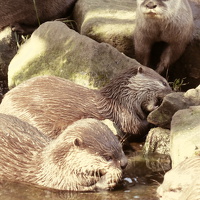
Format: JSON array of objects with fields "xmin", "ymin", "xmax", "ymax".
[
  {"xmin": 146, "ymin": 1, "xmax": 157, "ymax": 9},
  {"xmin": 120, "ymin": 157, "xmax": 128, "ymax": 170}
]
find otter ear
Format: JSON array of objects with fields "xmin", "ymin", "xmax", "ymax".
[
  {"xmin": 137, "ymin": 66, "xmax": 143, "ymax": 74},
  {"xmin": 115, "ymin": 134, "xmax": 121, "ymax": 142},
  {"xmin": 73, "ymin": 138, "xmax": 83, "ymax": 147}
]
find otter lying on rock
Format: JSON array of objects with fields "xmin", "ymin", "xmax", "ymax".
[
  {"xmin": 134, "ymin": 0, "xmax": 194, "ymax": 74},
  {"xmin": 0, "ymin": 114, "xmax": 127, "ymax": 191},
  {"xmin": 0, "ymin": 0, "xmax": 77, "ymax": 34},
  {"xmin": 0, "ymin": 66, "xmax": 172, "ymax": 139},
  {"xmin": 157, "ymin": 156, "xmax": 200, "ymax": 200}
]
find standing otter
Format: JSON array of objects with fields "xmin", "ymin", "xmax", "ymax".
[
  {"xmin": 157, "ymin": 156, "xmax": 200, "ymax": 200},
  {"xmin": 0, "ymin": 114, "xmax": 127, "ymax": 191},
  {"xmin": 0, "ymin": 66, "xmax": 172, "ymax": 139},
  {"xmin": 134, "ymin": 0, "xmax": 194, "ymax": 74},
  {"xmin": 0, "ymin": 0, "xmax": 77, "ymax": 34}
]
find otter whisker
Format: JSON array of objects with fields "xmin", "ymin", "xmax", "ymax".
[{"xmin": 119, "ymin": 133, "xmax": 129, "ymax": 145}]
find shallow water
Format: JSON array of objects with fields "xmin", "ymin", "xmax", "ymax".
[{"xmin": 0, "ymin": 148, "xmax": 171, "ymax": 200}]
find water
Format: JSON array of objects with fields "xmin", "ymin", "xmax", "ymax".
[{"xmin": 0, "ymin": 145, "xmax": 171, "ymax": 200}]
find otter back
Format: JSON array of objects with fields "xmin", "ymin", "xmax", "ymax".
[
  {"xmin": 134, "ymin": 0, "xmax": 194, "ymax": 74},
  {"xmin": 0, "ymin": 0, "xmax": 77, "ymax": 34},
  {"xmin": 0, "ymin": 67, "xmax": 172, "ymax": 138},
  {"xmin": 0, "ymin": 114, "xmax": 127, "ymax": 191}
]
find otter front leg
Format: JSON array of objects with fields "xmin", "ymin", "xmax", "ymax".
[
  {"xmin": 156, "ymin": 43, "xmax": 186, "ymax": 74},
  {"xmin": 134, "ymin": 36, "xmax": 152, "ymax": 66}
]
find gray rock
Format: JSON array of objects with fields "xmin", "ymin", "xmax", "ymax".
[
  {"xmin": 157, "ymin": 156, "xmax": 200, "ymax": 200},
  {"xmin": 179, "ymin": 177, "xmax": 200, "ymax": 200},
  {"xmin": 143, "ymin": 127, "xmax": 170, "ymax": 155},
  {"xmin": 142, "ymin": 127, "xmax": 171, "ymax": 172},
  {"xmin": 73, "ymin": 0, "xmax": 136, "ymax": 58},
  {"xmin": 147, "ymin": 85, "xmax": 200, "ymax": 128},
  {"xmin": 170, "ymin": 106, "xmax": 200, "ymax": 167},
  {"xmin": 73, "ymin": 0, "xmax": 200, "ymax": 89},
  {"xmin": 8, "ymin": 21, "xmax": 140, "ymax": 89}
]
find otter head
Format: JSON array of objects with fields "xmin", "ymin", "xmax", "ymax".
[
  {"xmin": 157, "ymin": 157, "xmax": 200, "ymax": 200},
  {"xmin": 136, "ymin": 0, "xmax": 177, "ymax": 19},
  {"xmin": 128, "ymin": 66, "xmax": 172, "ymax": 116},
  {"xmin": 99, "ymin": 66, "xmax": 171, "ymax": 135},
  {"xmin": 37, "ymin": 118, "xmax": 127, "ymax": 191}
]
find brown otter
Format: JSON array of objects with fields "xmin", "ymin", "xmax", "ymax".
[
  {"xmin": 157, "ymin": 156, "xmax": 200, "ymax": 200},
  {"xmin": 0, "ymin": 113, "xmax": 127, "ymax": 191},
  {"xmin": 0, "ymin": 0, "xmax": 77, "ymax": 34},
  {"xmin": 134, "ymin": 0, "xmax": 194, "ymax": 74},
  {"xmin": 0, "ymin": 66, "xmax": 172, "ymax": 139}
]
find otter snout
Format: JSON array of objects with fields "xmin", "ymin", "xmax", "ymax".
[
  {"xmin": 120, "ymin": 156, "xmax": 128, "ymax": 170},
  {"xmin": 145, "ymin": 1, "xmax": 157, "ymax": 9}
]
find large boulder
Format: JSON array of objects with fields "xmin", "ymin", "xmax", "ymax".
[
  {"xmin": 170, "ymin": 105, "xmax": 200, "ymax": 167},
  {"xmin": 73, "ymin": 0, "xmax": 136, "ymax": 58},
  {"xmin": 8, "ymin": 21, "xmax": 140, "ymax": 89},
  {"xmin": 73, "ymin": 0, "xmax": 200, "ymax": 90}
]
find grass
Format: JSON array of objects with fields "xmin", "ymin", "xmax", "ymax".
[
  {"xmin": 33, "ymin": 0, "xmax": 41, "ymax": 26},
  {"xmin": 170, "ymin": 78, "xmax": 189, "ymax": 92}
]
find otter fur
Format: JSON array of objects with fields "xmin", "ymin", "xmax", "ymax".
[
  {"xmin": 0, "ymin": 0, "xmax": 77, "ymax": 34},
  {"xmin": 0, "ymin": 114, "xmax": 127, "ymax": 191},
  {"xmin": 134, "ymin": 0, "xmax": 194, "ymax": 74},
  {"xmin": 157, "ymin": 156, "xmax": 200, "ymax": 200},
  {"xmin": 0, "ymin": 66, "xmax": 172, "ymax": 139}
]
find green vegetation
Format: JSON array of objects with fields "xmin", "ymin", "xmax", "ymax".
[
  {"xmin": 33, "ymin": 0, "xmax": 40, "ymax": 26},
  {"xmin": 170, "ymin": 78, "xmax": 189, "ymax": 92}
]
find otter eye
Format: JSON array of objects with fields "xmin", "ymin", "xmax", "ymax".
[
  {"xmin": 162, "ymin": 81, "xmax": 167, "ymax": 86},
  {"xmin": 104, "ymin": 155, "xmax": 113, "ymax": 162}
]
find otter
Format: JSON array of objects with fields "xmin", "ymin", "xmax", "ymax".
[
  {"xmin": 0, "ymin": 0, "xmax": 77, "ymax": 34},
  {"xmin": 0, "ymin": 66, "xmax": 172, "ymax": 139},
  {"xmin": 0, "ymin": 114, "xmax": 127, "ymax": 191},
  {"xmin": 157, "ymin": 156, "xmax": 200, "ymax": 200},
  {"xmin": 134, "ymin": 0, "xmax": 194, "ymax": 74}
]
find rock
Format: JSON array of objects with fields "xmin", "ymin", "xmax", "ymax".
[
  {"xmin": 7, "ymin": 21, "xmax": 140, "ymax": 89},
  {"xmin": 73, "ymin": 0, "xmax": 136, "ymax": 58},
  {"xmin": 102, "ymin": 119, "xmax": 122, "ymax": 136},
  {"xmin": 73, "ymin": 0, "xmax": 200, "ymax": 90},
  {"xmin": 157, "ymin": 156, "xmax": 200, "ymax": 200},
  {"xmin": 0, "ymin": 26, "xmax": 17, "ymax": 97},
  {"xmin": 143, "ymin": 127, "xmax": 170, "ymax": 155},
  {"xmin": 184, "ymin": 84, "xmax": 200, "ymax": 104},
  {"xmin": 143, "ymin": 127, "xmax": 171, "ymax": 173},
  {"xmin": 170, "ymin": 106, "xmax": 200, "ymax": 167},
  {"xmin": 147, "ymin": 85, "xmax": 200, "ymax": 128},
  {"xmin": 179, "ymin": 177, "xmax": 200, "ymax": 200}
]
